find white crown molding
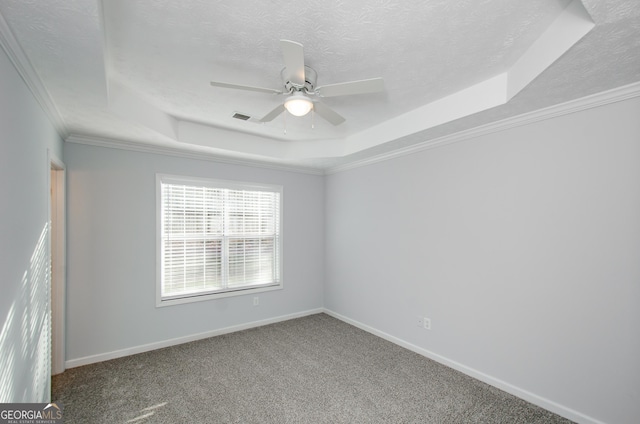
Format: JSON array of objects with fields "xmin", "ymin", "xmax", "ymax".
[
  {"xmin": 326, "ymin": 81, "xmax": 640, "ymax": 174},
  {"xmin": 65, "ymin": 134, "xmax": 325, "ymax": 176},
  {"xmin": 0, "ymin": 10, "xmax": 68, "ymax": 138},
  {"xmin": 67, "ymin": 80, "xmax": 640, "ymax": 177}
]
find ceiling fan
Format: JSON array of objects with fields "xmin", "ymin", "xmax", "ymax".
[{"xmin": 210, "ymin": 40, "xmax": 385, "ymax": 126}]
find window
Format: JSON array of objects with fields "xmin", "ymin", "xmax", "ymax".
[{"xmin": 157, "ymin": 174, "xmax": 282, "ymax": 306}]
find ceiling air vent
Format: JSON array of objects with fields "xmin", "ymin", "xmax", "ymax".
[{"xmin": 232, "ymin": 112, "xmax": 251, "ymax": 121}]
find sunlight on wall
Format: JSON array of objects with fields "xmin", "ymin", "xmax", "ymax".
[
  {"xmin": 0, "ymin": 223, "xmax": 51, "ymax": 402},
  {"xmin": 0, "ymin": 304, "xmax": 16, "ymax": 401}
]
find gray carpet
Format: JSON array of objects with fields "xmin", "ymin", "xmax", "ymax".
[{"xmin": 52, "ymin": 313, "xmax": 573, "ymax": 423}]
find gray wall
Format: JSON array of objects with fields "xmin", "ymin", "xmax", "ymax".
[
  {"xmin": 4, "ymin": 30, "xmax": 639, "ymax": 422},
  {"xmin": 325, "ymin": 97, "xmax": 640, "ymax": 424},
  {"xmin": 0, "ymin": 46, "xmax": 63, "ymax": 401},
  {"xmin": 64, "ymin": 143, "xmax": 324, "ymax": 362}
]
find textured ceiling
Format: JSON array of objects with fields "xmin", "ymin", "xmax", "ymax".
[
  {"xmin": 105, "ymin": 0, "xmax": 566, "ymax": 127},
  {"xmin": 0, "ymin": 0, "xmax": 639, "ymax": 171}
]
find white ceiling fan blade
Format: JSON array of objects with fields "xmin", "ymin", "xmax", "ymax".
[
  {"xmin": 313, "ymin": 101, "xmax": 345, "ymax": 126},
  {"xmin": 315, "ymin": 77, "xmax": 384, "ymax": 98},
  {"xmin": 210, "ymin": 81, "xmax": 283, "ymax": 95},
  {"xmin": 260, "ymin": 104, "xmax": 286, "ymax": 122},
  {"xmin": 280, "ymin": 40, "xmax": 306, "ymax": 87}
]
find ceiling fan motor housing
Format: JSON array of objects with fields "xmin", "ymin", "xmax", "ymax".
[
  {"xmin": 211, "ymin": 40, "xmax": 383, "ymax": 125},
  {"xmin": 282, "ymin": 66, "xmax": 317, "ymax": 93}
]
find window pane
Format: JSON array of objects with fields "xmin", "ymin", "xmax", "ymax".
[
  {"xmin": 159, "ymin": 177, "xmax": 281, "ymax": 302},
  {"xmin": 227, "ymin": 237, "xmax": 275, "ymax": 287},
  {"xmin": 162, "ymin": 238, "xmax": 223, "ymax": 296}
]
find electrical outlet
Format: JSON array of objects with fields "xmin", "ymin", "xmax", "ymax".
[
  {"xmin": 253, "ymin": 297, "xmax": 259, "ymax": 306},
  {"xmin": 423, "ymin": 317, "xmax": 431, "ymax": 330},
  {"xmin": 416, "ymin": 316, "xmax": 424, "ymax": 327}
]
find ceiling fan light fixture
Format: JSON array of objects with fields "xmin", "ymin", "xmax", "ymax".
[{"xmin": 284, "ymin": 92, "xmax": 313, "ymax": 117}]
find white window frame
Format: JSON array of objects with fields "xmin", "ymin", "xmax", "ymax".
[{"xmin": 156, "ymin": 174, "xmax": 283, "ymax": 307}]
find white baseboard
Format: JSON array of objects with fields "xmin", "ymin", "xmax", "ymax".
[
  {"xmin": 322, "ymin": 308, "xmax": 605, "ymax": 424},
  {"xmin": 65, "ymin": 307, "xmax": 604, "ymax": 424},
  {"xmin": 65, "ymin": 308, "xmax": 324, "ymax": 369}
]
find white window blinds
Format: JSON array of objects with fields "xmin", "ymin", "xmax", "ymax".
[{"xmin": 158, "ymin": 175, "xmax": 282, "ymax": 303}]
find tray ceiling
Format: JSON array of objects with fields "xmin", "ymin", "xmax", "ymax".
[{"xmin": 0, "ymin": 0, "xmax": 639, "ymax": 171}]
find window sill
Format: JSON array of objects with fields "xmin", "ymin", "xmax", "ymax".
[{"xmin": 156, "ymin": 283, "xmax": 282, "ymax": 307}]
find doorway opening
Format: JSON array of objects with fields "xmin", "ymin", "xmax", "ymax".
[{"xmin": 49, "ymin": 152, "xmax": 65, "ymax": 376}]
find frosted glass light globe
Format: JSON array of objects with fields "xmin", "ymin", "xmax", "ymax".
[{"xmin": 284, "ymin": 93, "xmax": 313, "ymax": 116}]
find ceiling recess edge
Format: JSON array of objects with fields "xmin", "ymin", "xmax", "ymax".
[{"xmin": 0, "ymin": 9, "xmax": 68, "ymax": 138}]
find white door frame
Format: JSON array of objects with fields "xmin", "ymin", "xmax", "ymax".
[{"xmin": 48, "ymin": 150, "xmax": 66, "ymax": 375}]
